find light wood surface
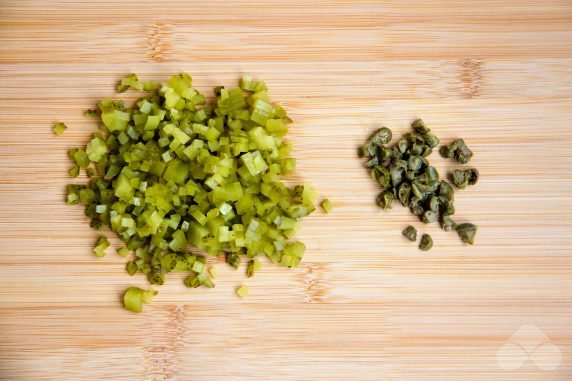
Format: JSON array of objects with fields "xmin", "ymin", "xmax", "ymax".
[{"xmin": 1, "ymin": 1, "xmax": 572, "ymax": 380}]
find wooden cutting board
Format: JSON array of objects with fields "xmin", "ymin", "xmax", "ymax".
[{"xmin": 1, "ymin": 1, "xmax": 571, "ymax": 380}]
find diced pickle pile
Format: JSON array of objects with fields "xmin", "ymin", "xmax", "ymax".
[{"xmin": 65, "ymin": 73, "xmax": 318, "ymax": 309}]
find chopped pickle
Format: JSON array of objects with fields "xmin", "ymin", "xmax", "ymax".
[
  {"xmin": 52, "ymin": 122, "xmax": 68, "ymax": 136},
  {"xmin": 320, "ymin": 199, "xmax": 333, "ymax": 214},
  {"xmin": 92, "ymin": 236, "xmax": 110, "ymax": 257},
  {"xmin": 236, "ymin": 285, "xmax": 249, "ymax": 299},
  {"xmin": 63, "ymin": 73, "xmax": 317, "ymax": 307},
  {"xmin": 123, "ymin": 287, "xmax": 157, "ymax": 313}
]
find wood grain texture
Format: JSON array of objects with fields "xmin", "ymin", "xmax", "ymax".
[{"xmin": 1, "ymin": 1, "xmax": 572, "ymax": 380}]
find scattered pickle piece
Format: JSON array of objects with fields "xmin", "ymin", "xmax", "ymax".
[
  {"xmin": 123, "ymin": 287, "xmax": 157, "ymax": 313},
  {"xmin": 53, "ymin": 122, "xmax": 68, "ymax": 136},
  {"xmin": 320, "ymin": 199, "xmax": 333, "ymax": 214},
  {"xmin": 246, "ymin": 259, "xmax": 261, "ymax": 278},
  {"xmin": 93, "ymin": 236, "xmax": 110, "ymax": 257},
  {"xmin": 236, "ymin": 285, "xmax": 249, "ymax": 299}
]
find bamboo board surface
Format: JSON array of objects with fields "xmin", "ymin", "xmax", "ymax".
[{"xmin": 1, "ymin": 1, "xmax": 572, "ymax": 380}]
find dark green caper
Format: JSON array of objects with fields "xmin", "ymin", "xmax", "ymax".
[
  {"xmin": 373, "ymin": 127, "xmax": 393, "ymax": 145},
  {"xmin": 402, "ymin": 225, "xmax": 417, "ymax": 242},
  {"xmin": 428, "ymin": 195, "xmax": 440, "ymax": 212},
  {"xmin": 422, "ymin": 146, "xmax": 433, "ymax": 157},
  {"xmin": 438, "ymin": 181, "xmax": 455, "ymax": 200},
  {"xmin": 398, "ymin": 182, "xmax": 411, "ymax": 206},
  {"xmin": 442, "ymin": 199, "xmax": 455, "ymax": 215},
  {"xmin": 422, "ymin": 210, "xmax": 438, "ymax": 224},
  {"xmin": 371, "ymin": 166, "xmax": 391, "ymax": 189},
  {"xmin": 419, "ymin": 234, "xmax": 433, "ymax": 251},
  {"xmin": 441, "ymin": 139, "xmax": 473, "ymax": 164},
  {"xmin": 390, "ymin": 168, "xmax": 404, "ymax": 187},
  {"xmin": 455, "ymin": 141, "xmax": 473, "ymax": 164},
  {"xmin": 363, "ymin": 127, "xmax": 393, "ymax": 156},
  {"xmin": 452, "ymin": 169, "xmax": 469, "ymax": 189},
  {"xmin": 439, "ymin": 144, "xmax": 453, "ymax": 159},
  {"xmin": 392, "ymin": 159, "xmax": 408, "ymax": 170},
  {"xmin": 426, "ymin": 166, "xmax": 439, "ymax": 182},
  {"xmin": 452, "ymin": 168, "xmax": 479, "ymax": 189},
  {"xmin": 424, "ymin": 133, "xmax": 440, "ymax": 148},
  {"xmin": 397, "ymin": 139, "xmax": 409, "ymax": 153},
  {"xmin": 456, "ymin": 223, "xmax": 477, "ymax": 244},
  {"xmin": 428, "ymin": 181, "xmax": 441, "ymax": 194},
  {"xmin": 361, "ymin": 119, "xmax": 478, "ymax": 249},
  {"xmin": 410, "ymin": 143, "xmax": 424, "ymax": 156},
  {"xmin": 410, "ymin": 202, "xmax": 424, "ymax": 216},
  {"xmin": 408, "ymin": 156, "xmax": 423, "ymax": 172},
  {"xmin": 467, "ymin": 168, "xmax": 479, "ymax": 186},
  {"xmin": 441, "ymin": 215, "xmax": 456, "ymax": 232},
  {"xmin": 380, "ymin": 146, "xmax": 393, "ymax": 161},
  {"xmin": 363, "ymin": 155, "xmax": 379, "ymax": 168},
  {"xmin": 407, "ymin": 131, "xmax": 426, "ymax": 143},
  {"xmin": 411, "ymin": 182, "xmax": 423, "ymax": 199},
  {"xmin": 412, "ymin": 118, "xmax": 430, "ymax": 134},
  {"xmin": 376, "ymin": 191, "xmax": 394, "ymax": 210},
  {"xmin": 405, "ymin": 170, "xmax": 417, "ymax": 181}
]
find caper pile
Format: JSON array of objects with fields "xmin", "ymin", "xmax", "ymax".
[{"xmin": 361, "ymin": 119, "xmax": 478, "ymax": 249}]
